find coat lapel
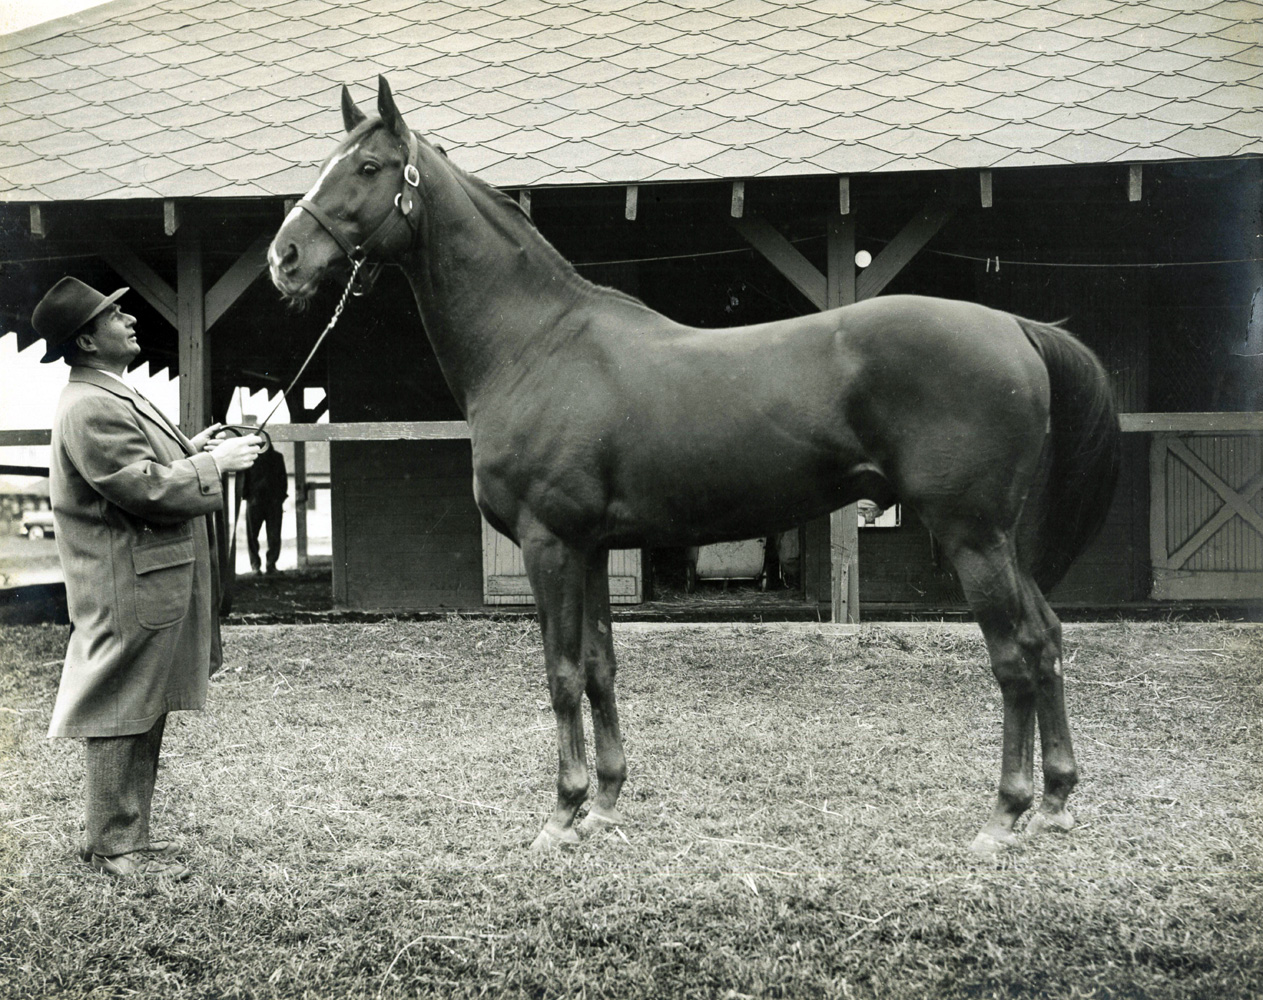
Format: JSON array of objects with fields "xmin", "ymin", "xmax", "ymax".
[{"xmin": 69, "ymin": 367, "xmax": 193, "ymax": 455}]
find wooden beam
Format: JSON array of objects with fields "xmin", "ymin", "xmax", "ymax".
[
  {"xmin": 5, "ymin": 413, "xmax": 1260, "ymax": 451},
  {"xmin": 1118, "ymin": 411, "xmax": 1263, "ymax": 433},
  {"xmin": 176, "ymin": 223, "xmax": 211, "ymax": 435},
  {"xmin": 730, "ymin": 180, "xmax": 745, "ymax": 218},
  {"xmin": 730, "ymin": 216, "xmax": 826, "ymax": 310},
  {"xmin": 838, "ymin": 175, "xmax": 850, "ymax": 215},
  {"xmin": 164, "ymin": 200, "xmax": 180, "ymax": 236},
  {"xmin": 1128, "ymin": 164, "xmax": 1143, "ymax": 202},
  {"xmin": 980, "ymin": 170, "xmax": 993, "ymax": 208},
  {"xmin": 624, "ymin": 185, "xmax": 638, "ymax": 221},
  {"xmin": 294, "ymin": 440, "xmax": 309, "ymax": 570},
  {"xmin": 95, "ymin": 242, "xmax": 177, "ymax": 328},
  {"xmin": 206, "ymin": 232, "xmax": 271, "ymax": 330},
  {"xmin": 827, "ymin": 213, "xmax": 860, "ymax": 625},
  {"xmin": 856, "ymin": 194, "xmax": 957, "ymax": 300},
  {"xmin": 29, "ymin": 204, "xmax": 45, "ymax": 239}
]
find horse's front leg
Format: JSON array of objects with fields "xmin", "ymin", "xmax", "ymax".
[
  {"xmin": 578, "ymin": 549, "xmax": 627, "ymax": 838},
  {"xmin": 521, "ymin": 527, "xmax": 590, "ymax": 850}
]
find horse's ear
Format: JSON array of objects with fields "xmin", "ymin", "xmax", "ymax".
[
  {"xmin": 341, "ymin": 85, "xmax": 367, "ymax": 133},
  {"xmin": 377, "ymin": 74, "xmax": 408, "ymax": 139}
]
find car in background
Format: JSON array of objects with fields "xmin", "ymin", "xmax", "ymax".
[{"xmin": 20, "ymin": 509, "xmax": 55, "ymax": 539}]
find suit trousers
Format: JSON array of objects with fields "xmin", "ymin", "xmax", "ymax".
[
  {"xmin": 246, "ymin": 501, "xmax": 283, "ymax": 571},
  {"xmin": 82, "ymin": 714, "xmax": 166, "ymax": 858}
]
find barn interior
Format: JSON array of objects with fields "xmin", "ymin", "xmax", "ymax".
[{"xmin": 5, "ymin": 154, "xmax": 1257, "ymax": 616}]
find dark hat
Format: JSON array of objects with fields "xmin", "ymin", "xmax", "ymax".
[{"xmin": 32, "ymin": 276, "xmax": 129, "ymax": 363}]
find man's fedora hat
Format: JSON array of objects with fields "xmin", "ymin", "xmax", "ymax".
[{"xmin": 32, "ymin": 276, "xmax": 129, "ymax": 363}]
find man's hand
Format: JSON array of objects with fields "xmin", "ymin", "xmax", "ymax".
[
  {"xmin": 189, "ymin": 423, "xmax": 226, "ymax": 452},
  {"xmin": 208, "ymin": 434, "xmax": 263, "ymax": 472}
]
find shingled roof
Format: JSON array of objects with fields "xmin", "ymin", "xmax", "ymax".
[{"xmin": 0, "ymin": 0, "xmax": 1260, "ymax": 201}]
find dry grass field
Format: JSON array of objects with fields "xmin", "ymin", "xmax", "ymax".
[{"xmin": 1, "ymin": 619, "xmax": 1260, "ymax": 999}]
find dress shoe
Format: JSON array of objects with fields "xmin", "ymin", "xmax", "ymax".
[{"xmin": 89, "ymin": 849, "xmax": 190, "ymax": 881}]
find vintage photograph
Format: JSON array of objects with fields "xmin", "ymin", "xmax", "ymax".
[{"xmin": 1, "ymin": 0, "xmax": 1260, "ymax": 997}]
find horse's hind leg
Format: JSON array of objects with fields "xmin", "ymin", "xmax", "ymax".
[
  {"xmin": 1025, "ymin": 582, "xmax": 1078, "ymax": 838},
  {"xmin": 577, "ymin": 550, "xmax": 628, "ymax": 838},
  {"xmin": 944, "ymin": 529, "xmax": 1077, "ymax": 854}
]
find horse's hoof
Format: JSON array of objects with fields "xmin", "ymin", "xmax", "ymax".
[
  {"xmin": 530, "ymin": 822, "xmax": 581, "ymax": 852},
  {"xmin": 1026, "ymin": 809, "xmax": 1074, "ymax": 838},
  {"xmin": 578, "ymin": 807, "xmax": 623, "ymax": 839},
  {"xmin": 969, "ymin": 829, "xmax": 1019, "ymax": 856}
]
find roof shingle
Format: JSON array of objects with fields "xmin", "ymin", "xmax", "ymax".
[{"xmin": 0, "ymin": 0, "xmax": 1258, "ymax": 202}]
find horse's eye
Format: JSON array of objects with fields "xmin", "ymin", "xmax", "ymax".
[{"xmin": 360, "ymin": 163, "xmax": 380, "ymax": 177}]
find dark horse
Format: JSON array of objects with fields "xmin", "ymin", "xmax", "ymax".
[{"xmin": 269, "ymin": 77, "xmax": 1120, "ymax": 855}]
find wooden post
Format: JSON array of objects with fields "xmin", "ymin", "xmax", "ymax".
[
  {"xmin": 827, "ymin": 213, "xmax": 860, "ymax": 624},
  {"xmin": 624, "ymin": 185, "xmax": 638, "ymax": 221},
  {"xmin": 176, "ymin": 221, "xmax": 210, "ymax": 436},
  {"xmin": 290, "ymin": 401, "xmax": 309, "ymax": 571},
  {"xmin": 293, "ymin": 440, "xmax": 309, "ymax": 571}
]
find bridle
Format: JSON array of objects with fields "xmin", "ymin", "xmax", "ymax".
[{"xmin": 294, "ymin": 127, "xmax": 423, "ymax": 293}]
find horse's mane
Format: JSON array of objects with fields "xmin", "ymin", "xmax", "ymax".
[{"xmin": 439, "ymin": 148, "xmax": 651, "ymax": 312}]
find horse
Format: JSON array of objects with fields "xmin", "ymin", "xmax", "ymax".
[{"xmin": 268, "ymin": 76, "xmax": 1121, "ymax": 855}]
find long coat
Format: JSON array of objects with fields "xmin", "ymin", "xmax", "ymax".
[{"xmin": 48, "ymin": 367, "xmax": 225, "ymax": 738}]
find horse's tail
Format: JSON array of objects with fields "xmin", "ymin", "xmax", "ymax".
[{"xmin": 1016, "ymin": 317, "xmax": 1122, "ymax": 593}]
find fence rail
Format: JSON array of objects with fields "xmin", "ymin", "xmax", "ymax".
[{"xmin": 2, "ymin": 414, "xmax": 1261, "ymax": 450}]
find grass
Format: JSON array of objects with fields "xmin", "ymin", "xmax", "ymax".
[{"xmin": 1, "ymin": 618, "xmax": 1260, "ymax": 999}]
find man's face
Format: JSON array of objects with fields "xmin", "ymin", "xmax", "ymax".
[{"xmin": 79, "ymin": 304, "xmax": 140, "ymax": 367}]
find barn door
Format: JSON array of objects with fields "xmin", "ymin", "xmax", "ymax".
[
  {"xmin": 482, "ymin": 520, "xmax": 643, "ymax": 605},
  {"xmin": 1150, "ymin": 433, "xmax": 1263, "ymax": 599}
]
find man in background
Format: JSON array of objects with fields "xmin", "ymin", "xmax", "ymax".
[
  {"xmin": 33, "ymin": 275, "xmax": 261, "ymax": 880},
  {"xmin": 240, "ymin": 434, "xmax": 287, "ymax": 574}
]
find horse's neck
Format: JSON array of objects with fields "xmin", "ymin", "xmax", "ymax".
[{"xmin": 402, "ymin": 176, "xmax": 606, "ymax": 411}]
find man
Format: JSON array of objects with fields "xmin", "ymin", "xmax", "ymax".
[
  {"xmin": 240, "ymin": 435, "xmax": 287, "ymax": 574},
  {"xmin": 32, "ymin": 276, "xmax": 261, "ymax": 880}
]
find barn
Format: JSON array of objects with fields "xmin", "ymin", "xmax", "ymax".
[{"xmin": 1, "ymin": 0, "xmax": 1260, "ymax": 618}]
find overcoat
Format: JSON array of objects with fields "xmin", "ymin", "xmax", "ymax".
[{"xmin": 48, "ymin": 367, "xmax": 225, "ymax": 738}]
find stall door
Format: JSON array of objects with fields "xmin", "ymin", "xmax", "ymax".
[
  {"xmin": 1151, "ymin": 433, "xmax": 1263, "ymax": 599},
  {"xmin": 482, "ymin": 520, "xmax": 643, "ymax": 605}
]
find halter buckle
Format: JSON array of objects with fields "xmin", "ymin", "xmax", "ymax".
[{"xmin": 404, "ymin": 163, "xmax": 420, "ymax": 188}]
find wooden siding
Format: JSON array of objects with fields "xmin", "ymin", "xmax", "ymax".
[
  {"xmin": 1152, "ymin": 433, "xmax": 1263, "ymax": 599},
  {"xmin": 331, "ymin": 440, "xmax": 483, "ymax": 611},
  {"xmin": 482, "ymin": 522, "xmax": 643, "ymax": 605}
]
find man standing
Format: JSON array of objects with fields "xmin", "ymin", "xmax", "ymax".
[
  {"xmin": 240, "ymin": 436, "xmax": 287, "ymax": 574},
  {"xmin": 32, "ymin": 276, "xmax": 261, "ymax": 880}
]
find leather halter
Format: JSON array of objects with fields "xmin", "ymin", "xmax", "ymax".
[{"xmin": 295, "ymin": 129, "xmax": 422, "ymax": 264}]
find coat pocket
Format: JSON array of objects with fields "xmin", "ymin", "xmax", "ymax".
[{"xmin": 132, "ymin": 532, "xmax": 196, "ymax": 629}]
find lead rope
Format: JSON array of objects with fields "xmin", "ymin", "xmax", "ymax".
[
  {"xmin": 219, "ymin": 257, "xmax": 364, "ymax": 612},
  {"xmin": 258, "ymin": 256, "xmax": 364, "ymax": 433}
]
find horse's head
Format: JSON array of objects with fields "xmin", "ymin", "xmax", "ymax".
[{"xmin": 269, "ymin": 75, "xmax": 433, "ymax": 305}]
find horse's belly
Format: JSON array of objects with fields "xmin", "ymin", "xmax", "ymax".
[{"xmin": 603, "ymin": 432, "xmax": 881, "ymax": 548}]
